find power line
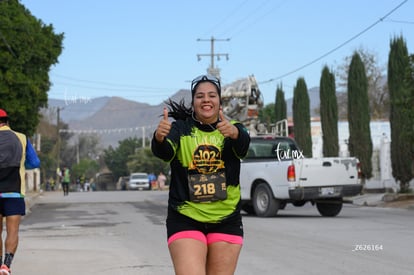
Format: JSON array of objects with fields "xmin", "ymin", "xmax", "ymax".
[
  {"xmin": 260, "ymin": 0, "xmax": 408, "ymax": 84},
  {"xmin": 53, "ymin": 73, "xmax": 176, "ymax": 90},
  {"xmin": 218, "ymin": 0, "xmax": 286, "ymax": 39},
  {"xmin": 386, "ymin": 18, "xmax": 414, "ymax": 25},
  {"xmin": 59, "ymin": 124, "xmax": 157, "ymax": 135},
  {"xmin": 216, "ymin": 0, "xmax": 270, "ymax": 38},
  {"xmin": 50, "ymin": 73, "xmax": 180, "ymax": 101},
  {"xmin": 53, "ymin": 81, "xmax": 171, "ymax": 93},
  {"xmin": 203, "ymin": 0, "xmax": 249, "ymax": 37}
]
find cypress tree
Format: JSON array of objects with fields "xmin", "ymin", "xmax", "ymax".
[
  {"xmin": 347, "ymin": 52, "xmax": 373, "ymax": 179},
  {"xmin": 388, "ymin": 36, "xmax": 413, "ymax": 192},
  {"xmin": 319, "ymin": 66, "xmax": 339, "ymax": 157},
  {"xmin": 292, "ymin": 77, "xmax": 312, "ymax": 157},
  {"xmin": 409, "ymin": 55, "xmax": 414, "ymax": 186},
  {"xmin": 274, "ymin": 84, "xmax": 287, "ymax": 122}
]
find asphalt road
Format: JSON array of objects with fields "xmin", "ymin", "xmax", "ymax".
[{"xmin": 13, "ymin": 191, "xmax": 414, "ymax": 275}]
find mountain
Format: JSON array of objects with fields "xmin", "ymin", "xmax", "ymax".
[
  {"xmin": 46, "ymin": 86, "xmax": 331, "ymax": 148},
  {"xmin": 47, "ymin": 91, "xmax": 193, "ymax": 148},
  {"xmin": 49, "ymin": 97, "xmax": 111, "ymax": 122},
  {"xmin": 286, "ymin": 87, "xmax": 321, "ymax": 117}
]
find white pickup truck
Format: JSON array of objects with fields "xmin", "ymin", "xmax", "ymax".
[{"xmin": 240, "ymin": 136, "xmax": 362, "ymax": 217}]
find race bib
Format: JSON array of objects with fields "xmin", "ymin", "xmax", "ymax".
[{"xmin": 188, "ymin": 171, "xmax": 227, "ymax": 202}]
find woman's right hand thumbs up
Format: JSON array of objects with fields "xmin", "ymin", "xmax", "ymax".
[{"xmin": 155, "ymin": 107, "xmax": 171, "ymax": 142}]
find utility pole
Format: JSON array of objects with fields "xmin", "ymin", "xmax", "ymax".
[
  {"xmin": 142, "ymin": 126, "xmax": 145, "ymax": 148},
  {"xmin": 56, "ymin": 107, "xmax": 62, "ymax": 184},
  {"xmin": 197, "ymin": 36, "xmax": 230, "ymax": 79}
]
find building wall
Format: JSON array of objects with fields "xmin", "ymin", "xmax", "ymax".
[
  {"xmin": 310, "ymin": 121, "xmax": 404, "ymax": 191},
  {"xmin": 25, "ymin": 169, "xmax": 41, "ymax": 193}
]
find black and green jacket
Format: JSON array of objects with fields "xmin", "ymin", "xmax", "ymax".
[{"xmin": 151, "ymin": 117, "xmax": 250, "ymax": 223}]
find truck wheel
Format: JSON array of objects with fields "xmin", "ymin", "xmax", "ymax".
[
  {"xmin": 316, "ymin": 199, "xmax": 343, "ymax": 217},
  {"xmin": 253, "ymin": 183, "xmax": 280, "ymax": 217}
]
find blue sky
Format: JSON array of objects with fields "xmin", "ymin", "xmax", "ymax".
[{"xmin": 21, "ymin": 0, "xmax": 414, "ymax": 106}]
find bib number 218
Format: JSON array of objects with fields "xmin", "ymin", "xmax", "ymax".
[{"xmin": 188, "ymin": 172, "xmax": 227, "ymax": 202}]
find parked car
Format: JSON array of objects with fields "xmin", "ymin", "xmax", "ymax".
[{"xmin": 128, "ymin": 172, "xmax": 150, "ymax": 190}]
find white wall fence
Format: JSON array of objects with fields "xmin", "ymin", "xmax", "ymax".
[
  {"xmin": 25, "ymin": 169, "xmax": 41, "ymax": 193},
  {"xmin": 311, "ymin": 121, "xmax": 412, "ymax": 192}
]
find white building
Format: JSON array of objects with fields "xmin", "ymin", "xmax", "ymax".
[{"xmin": 310, "ymin": 121, "xmax": 407, "ymax": 192}]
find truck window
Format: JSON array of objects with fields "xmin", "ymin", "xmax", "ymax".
[
  {"xmin": 246, "ymin": 138, "xmax": 299, "ymax": 160},
  {"xmin": 248, "ymin": 143, "xmax": 275, "ymax": 158},
  {"xmin": 273, "ymin": 141, "xmax": 293, "ymax": 160}
]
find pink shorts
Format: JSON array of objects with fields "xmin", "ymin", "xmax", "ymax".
[{"xmin": 168, "ymin": 230, "xmax": 243, "ymax": 246}]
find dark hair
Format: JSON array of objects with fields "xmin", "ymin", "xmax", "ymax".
[
  {"xmin": 0, "ymin": 117, "xmax": 8, "ymax": 124},
  {"xmin": 164, "ymin": 98, "xmax": 192, "ymax": 121}
]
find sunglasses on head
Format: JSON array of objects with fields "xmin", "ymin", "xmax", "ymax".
[{"xmin": 191, "ymin": 75, "xmax": 221, "ymax": 92}]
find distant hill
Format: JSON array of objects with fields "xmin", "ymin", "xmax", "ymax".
[
  {"xmin": 48, "ymin": 97, "xmax": 111, "ymax": 122},
  {"xmin": 46, "ymin": 85, "xmax": 344, "ymax": 148},
  {"xmin": 286, "ymin": 87, "xmax": 321, "ymax": 117},
  {"xmin": 46, "ymin": 91, "xmax": 193, "ymax": 148}
]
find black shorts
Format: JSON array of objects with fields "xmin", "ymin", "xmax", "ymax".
[
  {"xmin": 0, "ymin": 198, "xmax": 26, "ymax": 216},
  {"xmin": 166, "ymin": 208, "xmax": 243, "ymax": 244}
]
